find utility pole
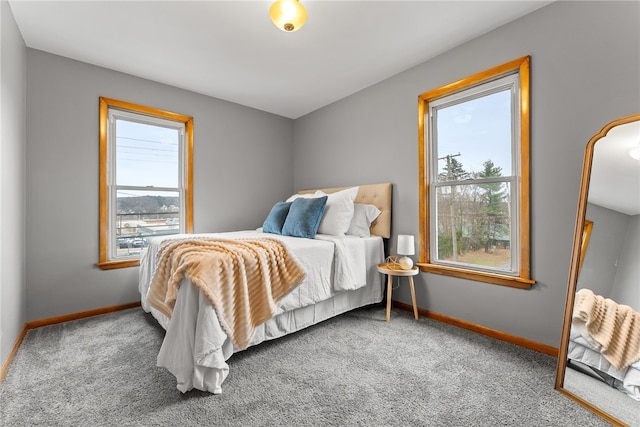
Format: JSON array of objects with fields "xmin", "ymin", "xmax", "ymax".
[{"xmin": 439, "ymin": 153, "xmax": 461, "ymax": 261}]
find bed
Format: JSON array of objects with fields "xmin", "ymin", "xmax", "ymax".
[
  {"xmin": 567, "ymin": 288, "xmax": 640, "ymax": 401},
  {"xmin": 138, "ymin": 183, "xmax": 392, "ymax": 394}
]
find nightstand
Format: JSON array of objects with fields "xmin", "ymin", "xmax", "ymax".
[{"xmin": 377, "ymin": 263, "xmax": 419, "ymax": 322}]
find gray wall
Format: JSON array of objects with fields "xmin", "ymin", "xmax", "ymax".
[
  {"xmin": 25, "ymin": 51, "xmax": 294, "ymax": 321},
  {"xmin": 6, "ymin": 1, "xmax": 640, "ymax": 357},
  {"xmin": 0, "ymin": 0, "xmax": 27, "ymax": 364},
  {"xmin": 609, "ymin": 215, "xmax": 640, "ymax": 311},
  {"xmin": 293, "ymin": 1, "xmax": 640, "ymax": 347},
  {"xmin": 578, "ymin": 203, "xmax": 631, "ymax": 299}
]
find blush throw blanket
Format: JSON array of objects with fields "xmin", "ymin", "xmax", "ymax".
[
  {"xmin": 148, "ymin": 237, "xmax": 306, "ymax": 350},
  {"xmin": 573, "ymin": 288, "xmax": 640, "ymax": 370}
]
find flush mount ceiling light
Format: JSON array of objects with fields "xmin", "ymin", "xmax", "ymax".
[
  {"xmin": 629, "ymin": 143, "xmax": 640, "ymax": 160},
  {"xmin": 270, "ymin": 0, "xmax": 307, "ymax": 32}
]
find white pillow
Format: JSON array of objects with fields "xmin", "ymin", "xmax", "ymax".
[
  {"xmin": 347, "ymin": 204, "xmax": 382, "ymax": 237},
  {"xmin": 314, "ymin": 187, "xmax": 359, "ymax": 236},
  {"xmin": 285, "ymin": 192, "xmax": 317, "ymax": 202}
]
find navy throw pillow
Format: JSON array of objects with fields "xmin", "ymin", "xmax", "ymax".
[
  {"xmin": 282, "ymin": 196, "xmax": 328, "ymax": 239},
  {"xmin": 262, "ymin": 201, "xmax": 292, "ymax": 235}
]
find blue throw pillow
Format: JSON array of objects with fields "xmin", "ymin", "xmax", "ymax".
[
  {"xmin": 282, "ymin": 196, "xmax": 328, "ymax": 239},
  {"xmin": 262, "ymin": 201, "xmax": 292, "ymax": 235}
]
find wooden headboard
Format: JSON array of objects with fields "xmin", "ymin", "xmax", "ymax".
[{"xmin": 298, "ymin": 183, "xmax": 392, "ymax": 239}]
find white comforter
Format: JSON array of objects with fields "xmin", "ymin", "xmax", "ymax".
[
  {"xmin": 139, "ymin": 230, "xmax": 383, "ymax": 393},
  {"xmin": 569, "ymin": 326, "xmax": 640, "ymax": 401}
]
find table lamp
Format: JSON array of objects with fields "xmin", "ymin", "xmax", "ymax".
[{"xmin": 397, "ymin": 234, "xmax": 415, "ymax": 270}]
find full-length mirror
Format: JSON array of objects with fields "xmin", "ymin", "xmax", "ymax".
[{"xmin": 555, "ymin": 114, "xmax": 640, "ymax": 426}]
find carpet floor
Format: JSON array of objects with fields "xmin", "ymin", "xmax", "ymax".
[{"xmin": 0, "ymin": 306, "xmax": 610, "ymax": 426}]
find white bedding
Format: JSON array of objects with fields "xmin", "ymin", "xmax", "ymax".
[
  {"xmin": 569, "ymin": 326, "xmax": 640, "ymax": 401},
  {"xmin": 139, "ymin": 230, "xmax": 384, "ymax": 393}
]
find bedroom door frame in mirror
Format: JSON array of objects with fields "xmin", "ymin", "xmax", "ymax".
[{"xmin": 554, "ymin": 113, "xmax": 640, "ymax": 427}]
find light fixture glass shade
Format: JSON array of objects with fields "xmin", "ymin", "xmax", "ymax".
[
  {"xmin": 629, "ymin": 145, "xmax": 640, "ymax": 160},
  {"xmin": 397, "ymin": 234, "xmax": 415, "ymax": 269},
  {"xmin": 270, "ymin": 0, "xmax": 307, "ymax": 32}
]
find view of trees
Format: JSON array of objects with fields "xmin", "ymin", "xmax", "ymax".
[
  {"xmin": 117, "ymin": 195, "xmax": 179, "ymax": 214},
  {"xmin": 436, "ymin": 156, "xmax": 511, "ymax": 266}
]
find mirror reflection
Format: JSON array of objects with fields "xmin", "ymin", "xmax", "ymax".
[{"xmin": 556, "ymin": 115, "xmax": 640, "ymax": 426}]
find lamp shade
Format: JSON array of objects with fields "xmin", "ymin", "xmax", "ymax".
[
  {"xmin": 397, "ymin": 235, "xmax": 415, "ymax": 270},
  {"xmin": 397, "ymin": 235, "xmax": 415, "ymax": 256},
  {"xmin": 269, "ymin": 0, "xmax": 307, "ymax": 32}
]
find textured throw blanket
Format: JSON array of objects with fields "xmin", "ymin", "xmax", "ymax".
[
  {"xmin": 572, "ymin": 288, "xmax": 640, "ymax": 370},
  {"xmin": 147, "ymin": 237, "xmax": 306, "ymax": 350}
]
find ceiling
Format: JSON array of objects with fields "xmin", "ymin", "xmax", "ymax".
[
  {"xmin": 590, "ymin": 120, "xmax": 640, "ymax": 216},
  {"xmin": 8, "ymin": 0, "xmax": 553, "ymax": 119},
  {"xmin": 8, "ymin": 1, "xmax": 638, "ymax": 215}
]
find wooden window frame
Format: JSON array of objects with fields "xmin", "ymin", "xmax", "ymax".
[
  {"xmin": 578, "ymin": 219, "xmax": 593, "ymax": 273},
  {"xmin": 97, "ymin": 97, "xmax": 193, "ymax": 270},
  {"xmin": 417, "ymin": 56, "xmax": 534, "ymax": 289}
]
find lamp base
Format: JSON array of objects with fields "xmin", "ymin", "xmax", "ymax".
[{"xmin": 398, "ymin": 256, "xmax": 413, "ymax": 270}]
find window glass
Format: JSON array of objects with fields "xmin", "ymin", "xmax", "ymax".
[
  {"xmin": 435, "ymin": 89, "xmax": 512, "ymax": 180},
  {"xmin": 114, "ymin": 189, "xmax": 180, "ymax": 258},
  {"xmin": 434, "ymin": 181, "xmax": 513, "ymax": 272},
  {"xmin": 115, "ymin": 119, "xmax": 179, "ymax": 188}
]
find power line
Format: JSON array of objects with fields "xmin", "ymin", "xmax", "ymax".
[
  {"xmin": 116, "ymin": 136, "xmax": 178, "ymax": 146},
  {"xmin": 117, "ymin": 144, "xmax": 177, "ymax": 153},
  {"xmin": 117, "ymin": 156, "xmax": 176, "ymax": 164},
  {"xmin": 117, "ymin": 149, "xmax": 176, "ymax": 158}
]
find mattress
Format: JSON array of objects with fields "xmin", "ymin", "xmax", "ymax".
[{"xmin": 139, "ymin": 230, "xmax": 385, "ymax": 393}]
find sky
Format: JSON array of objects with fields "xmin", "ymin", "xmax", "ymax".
[
  {"xmin": 435, "ymin": 88, "xmax": 513, "ymax": 178},
  {"xmin": 115, "ymin": 119, "xmax": 180, "ymax": 197},
  {"xmin": 112, "ymin": 88, "xmax": 514, "ymax": 198}
]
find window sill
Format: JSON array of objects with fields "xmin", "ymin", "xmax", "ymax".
[
  {"xmin": 96, "ymin": 259, "xmax": 140, "ymax": 270},
  {"xmin": 416, "ymin": 263, "xmax": 535, "ymax": 289}
]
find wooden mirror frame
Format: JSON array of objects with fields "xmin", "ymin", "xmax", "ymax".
[{"xmin": 554, "ymin": 113, "xmax": 640, "ymax": 426}]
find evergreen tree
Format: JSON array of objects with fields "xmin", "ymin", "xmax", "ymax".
[
  {"xmin": 477, "ymin": 160, "xmax": 507, "ymax": 252},
  {"xmin": 439, "ymin": 156, "xmax": 469, "ymax": 181}
]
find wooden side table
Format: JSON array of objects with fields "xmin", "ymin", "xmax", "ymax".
[{"xmin": 377, "ymin": 263, "xmax": 419, "ymax": 322}]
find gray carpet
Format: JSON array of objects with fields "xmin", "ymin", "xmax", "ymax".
[
  {"xmin": 564, "ymin": 366, "xmax": 639, "ymax": 425},
  {"xmin": 0, "ymin": 306, "xmax": 609, "ymax": 426}
]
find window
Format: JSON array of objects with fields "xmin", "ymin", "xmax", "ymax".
[
  {"xmin": 97, "ymin": 98, "xmax": 193, "ymax": 270},
  {"xmin": 418, "ymin": 57, "xmax": 534, "ymax": 288}
]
